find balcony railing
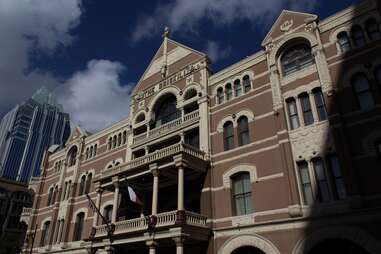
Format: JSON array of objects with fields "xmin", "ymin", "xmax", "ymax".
[
  {"xmin": 21, "ymin": 207, "xmax": 32, "ymax": 215},
  {"xmin": 132, "ymin": 110, "xmax": 200, "ymax": 146},
  {"xmin": 101, "ymin": 142, "xmax": 206, "ymax": 179},
  {"xmin": 94, "ymin": 210, "xmax": 207, "ymax": 238}
]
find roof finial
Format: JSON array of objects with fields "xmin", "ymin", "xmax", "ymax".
[{"xmin": 163, "ymin": 26, "xmax": 170, "ymax": 38}]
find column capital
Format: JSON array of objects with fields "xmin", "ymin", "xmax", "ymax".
[
  {"xmin": 173, "ymin": 154, "xmax": 187, "ymax": 168},
  {"xmin": 146, "ymin": 240, "xmax": 158, "ymax": 247},
  {"xmin": 112, "ymin": 176, "xmax": 119, "ymax": 186},
  {"xmin": 149, "ymin": 163, "xmax": 159, "ymax": 176},
  {"xmin": 96, "ymin": 186, "xmax": 104, "ymax": 194},
  {"xmin": 173, "ymin": 236, "xmax": 187, "ymax": 246},
  {"xmin": 197, "ymin": 95, "xmax": 209, "ymax": 104}
]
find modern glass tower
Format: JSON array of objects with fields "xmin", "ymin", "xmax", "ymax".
[{"xmin": 0, "ymin": 87, "xmax": 70, "ymax": 182}]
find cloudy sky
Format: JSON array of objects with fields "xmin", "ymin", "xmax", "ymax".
[{"xmin": 0, "ymin": 0, "xmax": 357, "ymax": 132}]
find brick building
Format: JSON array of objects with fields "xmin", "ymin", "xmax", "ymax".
[{"xmin": 22, "ymin": 1, "xmax": 381, "ymax": 253}]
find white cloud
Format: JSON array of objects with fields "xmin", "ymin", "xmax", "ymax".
[
  {"xmin": 205, "ymin": 40, "xmax": 231, "ymax": 63},
  {"xmin": 0, "ymin": 0, "xmax": 82, "ymax": 115},
  {"xmin": 58, "ymin": 60, "xmax": 132, "ymax": 132},
  {"xmin": 131, "ymin": 0, "xmax": 319, "ymax": 43},
  {"xmin": 0, "ymin": 0, "xmax": 133, "ymax": 132}
]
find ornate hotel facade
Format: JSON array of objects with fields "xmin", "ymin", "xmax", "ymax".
[{"xmin": 22, "ymin": 1, "xmax": 381, "ymax": 253}]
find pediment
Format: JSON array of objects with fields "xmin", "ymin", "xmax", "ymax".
[{"xmin": 262, "ymin": 10, "xmax": 317, "ymax": 46}]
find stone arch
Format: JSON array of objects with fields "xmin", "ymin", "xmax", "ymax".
[
  {"xmin": 222, "ymin": 164, "xmax": 258, "ymax": 189},
  {"xmin": 148, "ymin": 86, "xmax": 181, "ymax": 118},
  {"xmin": 183, "ymin": 83, "xmax": 202, "ymax": 100},
  {"xmin": 217, "ymin": 115, "xmax": 236, "ymax": 133},
  {"xmin": 133, "ymin": 110, "xmax": 146, "ymax": 125},
  {"xmin": 218, "ymin": 234, "xmax": 281, "ymax": 254},
  {"xmin": 72, "ymin": 208, "xmax": 88, "ymax": 223},
  {"xmin": 292, "ymin": 226, "xmax": 381, "ymax": 254},
  {"xmin": 235, "ymin": 109, "xmax": 255, "ymax": 123},
  {"xmin": 268, "ymin": 31, "xmax": 318, "ymax": 67}
]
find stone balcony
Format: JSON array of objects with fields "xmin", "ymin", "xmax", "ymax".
[
  {"xmin": 132, "ymin": 110, "xmax": 200, "ymax": 147},
  {"xmin": 99, "ymin": 142, "xmax": 208, "ymax": 180},
  {"xmin": 93, "ymin": 210, "xmax": 208, "ymax": 238}
]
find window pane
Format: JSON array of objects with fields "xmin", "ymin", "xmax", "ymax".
[
  {"xmin": 224, "ymin": 122, "xmax": 234, "ymax": 150},
  {"xmin": 232, "ymin": 173, "xmax": 252, "ymax": 215},
  {"xmin": 337, "ymin": 32, "xmax": 351, "ymax": 52},
  {"xmin": 287, "ymin": 99, "xmax": 300, "ymax": 129},
  {"xmin": 300, "ymin": 94, "xmax": 314, "ymax": 125},
  {"xmin": 234, "ymin": 80, "xmax": 242, "ymax": 97},
  {"xmin": 298, "ymin": 162, "xmax": 314, "ymax": 205},
  {"xmin": 243, "ymin": 76, "xmax": 251, "ymax": 92},
  {"xmin": 226, "ymin": 84, "xmax": 233, "ymax": 101},
  {"xmin": 281, "ymin": 44, "xmax": 313, "ymax": 76},
  {"xmin": 238, "ymin": 117, "xmax": 250, "ymax": 146},
  {"xmin": 327, "ymin": 155, "xmax": 347, "ymax": 200},
  {"xmin": 352, "ymin": 75, "xmax": 374, "ymax": 110},
  {"xmin": 313, "ymin": 89, "xmax": 327, "ymax": 121},
  {"xmin": 313, "ymin": 159, "xmax": 330, "ymax": 202}
]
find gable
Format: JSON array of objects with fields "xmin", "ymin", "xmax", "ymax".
[
  {"xmin": 133, "ymin": 38, "xmax": 206, "ymax": 95},
  {"xmin": 66, "ymin": 126, "xmax": 87, "ymax": 144},
  {"xmin": 262, "ymin": 10, "xmax": 317, "ymax": 46}
]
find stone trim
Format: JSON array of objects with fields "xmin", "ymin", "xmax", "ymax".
[
  {"xmin": 222, "ymin": 164, "xmax": 257, "ymax": 188},
  {"xmin": 218, "ymin": 234, "xmax": 281, "ymax": 254}
]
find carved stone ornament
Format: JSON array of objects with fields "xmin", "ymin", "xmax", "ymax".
[
  {"xmin": 280, "ymin": 19, "xmax": 293, "ymax": 32},
  {"xmin": 305, "ymin": 23, "xmax": 314, "ymax": 32}
]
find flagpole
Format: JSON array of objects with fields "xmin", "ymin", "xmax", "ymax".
[{"xmin": 85, "ymin": 193, "xmax": 115, "ymax": 238}]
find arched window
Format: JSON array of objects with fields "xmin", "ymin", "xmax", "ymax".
[
  {"xmin": 238, "ymin": 116, "xmax": 250, "ymax": 146},
  {"xmin": 47, "ymin": 187, "xmax": 53, "ymax": 206},
  {"xmin": 280, "ymin": 44, "xmax": 313, "ymax": 76},
  {"xmin": 337, "ymin": 31, "xmax": 351, "ymax": 53},
  {"xmin": 154, "ymin": 94, "xmax": 180, "ymax": 126},
  {"xmin": 225, "ymin": 83, "xmax": 233, "ymax": 101},
  {"xmin": 90, "ymin": 146, "xmax": 93, "ymax": 158},
  {"xmin": 299, "ymin": 93, "xmax": 314, "ymax": 125},
  {"xmin": 231, "ymin": 172, "xmax": 252, "ymax": 215},
  {"xmin": 366, "ymin": 18, "xmax": 381, "ymax": 40},
  {"xmin": 85, "ymin": 148, "xmax": 89, "ymax": 160},
  {"xmin": 243, "ymin": 75, "xmax": 251, "ymax": 93},
  {"xmin": 73, "ymin": 212, "xmax": 85, "ymax": 241},
  {"xmin": 351, "ymin": 25, "xmax": 366, "ymax": 47},
  {"xmin": 184, "ymin": 88, "xmax": 197, "ymax": 100},
  {"xmin": 223, "ymin": 121, "xmax": 234, "ymax": 151},
  {"xmin": 112, "ymin": 135, "xmax": 117, "ymax": 148},
  {"xmin": 40, "ymin": 221, "xmax": 51, "ymax": 246},
  {"xmin": 286, "ymin": 98, "xmax": 300, "ymax": 130},
  {"xmin": 217, "ymin": 87, "xmax": 224, "ymax": 104},
  {"xmin": 52, "ymin": 186, "xmax": 58, "ymax": 204},
  {"xmin": 118, "ymin": 133, "xmax": 122, "ymax": 146},
  {"xmin": 108, "ymin": 138, "xmax": 112, "ymax": 150},
  {"xmin": 234, "ymin": 80, "xmax": 242, "ymax": 97},
  {"xmin": 67, "ymin": 180, "xmax": 72, "ymax": 198},
  {"xmin": 122, "ymin": 131, "xmax": 127, "ymax": 144},
  {"xmin": 94, "ymin": 144, "xmax": 97, "ymax": 156},
  {"xmin": 297, "ymin": 161, "xmax": 314, "ymax": 205},
  {"xmin": 67, "ymin": 146, "xmax": 78, "ymax": 167},
  {"xmin": 351, "ymin": 73, "xmax": 374, "ymax": 110},
  {"xmin": 232, "ymin": 246, "xmax": 264, "ymax": 254},
  {"xmin": 103, "ymin": 205, "xmax": 113, "ymax": 223},
  {"xmin": 312, "ymin": 88, "xmax": 327, "ymax": 121},
  {"xmin": 79, "ymin": 175, "xmax": 86, "ymax": 196},
  {"xmin": 85, "ymin": 173, "xmax": 92, "ymax": 194},
  {"xmin": 62, "ymin": 182, "xmax": 68, "ymax": 201}
]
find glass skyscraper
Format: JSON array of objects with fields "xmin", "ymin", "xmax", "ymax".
[{"xmin": 0, "ymin": 87, "xmax": 70, "ymax": 182}]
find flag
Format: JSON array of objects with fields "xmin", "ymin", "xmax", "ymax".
[{"xmin": 128, "ymin": 186, "xmax": 143, "ymax": 206}]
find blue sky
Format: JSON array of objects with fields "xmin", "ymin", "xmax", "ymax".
[{"xmin": 0, "ymin": 0, "xmax": 358, "ymax": 131}]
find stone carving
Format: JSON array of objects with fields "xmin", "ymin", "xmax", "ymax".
[
  {"xmin": 305, "ymin": 23, "xmax": 314, "ymax": 32},
  {"xmin": 280, "ymin": 20, "xmax": 293, "ymax": 32}
]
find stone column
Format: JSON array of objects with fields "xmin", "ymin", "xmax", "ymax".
[
  {"xmin": 177, "ymin": 165, "xmax": 184, "ymax": 211},
  {"xmin": 93, "ymin": 186, "xmax": 103, "ymax": 227},
  {"xmin": 198, "ymin": 96, "xmax": 209, "ymax": 153},
  {"xmin": 111, "ymin": 178, "xmax": 119, "ymax": 223},
  {"xmin": 173, "ymin": 237, "xmax": 185, "ymax": 254},
  {"xmin": 150, "ymin": 164, "xmax": 159, "ymax": 215},
  {"xmin": 146, "ymin": 240, "xmax": 157, "ymax": 254}
]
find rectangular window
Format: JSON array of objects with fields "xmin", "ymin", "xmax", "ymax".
[
  {"xmin": 232, "ymin": 173, "xmax": 253, "ymax": 215},
  {"xmin": 312, "ymin": 158, "xmax": 331, "ymax": 203},
  {"xmin": 327, "ymin": 155, "xmax": 347, "ymax": 200},
  {"xmin": 287, "ymin": 99, "xmax": 300, "ymax": 130},
  {"xmin": 300, "ymin": 94, "xmax": 314, "ymax": 125},
  {"xmin": 297, "ymin": 161, "xmax": 314, "ymax": 205},
  {"xmin": 313, "ymin": 89, "xmax": 328, "ymax": 121}
]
